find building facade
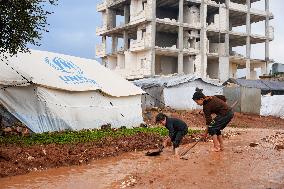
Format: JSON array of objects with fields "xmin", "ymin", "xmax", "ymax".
[{"xmin": 96, "ymin": 0, "xmax": 274, "ymax": 81}]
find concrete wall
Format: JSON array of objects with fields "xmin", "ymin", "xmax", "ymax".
[
  {"xmin": 186, "ymin": 5, "xmax": 200, "ymax": 25},
  {"xmin": 119, "ymin": 50, "xmax": 152, "ymax": 78},
  {"xmin": 156, "ymin": 32, "xmax": 177, "ymax": 47},
  {"xmin": 209, "ymin": 43, "xmax": 226, "ymax": 55},
  {"xmin": 207, "ymin": 59, "xmax": 219, "ymax": 79},
  {"xmin": 107, "ymin": 56, "xmax": 117, "ymax": 69},
  {"xmin": 208, "ymin": 6, "xmax": 227, "ymax": 30},
  {"xmin": 102, "ymin": 12, "xmax": 107, "ymax": 26},
  {"xmin": 155, "ymin": 55, "xmax": 178, "ymax": 75},
  {"xmin": 183, "ymin": 56, "xmax": 195, "ymax": 74},
  {"xmin": 130, "ymin": 0, "xmax": 143, "ymax": 16},
  {"xmin": 117, "ymin": 54, "xmax": 125, "ymax": 69}
]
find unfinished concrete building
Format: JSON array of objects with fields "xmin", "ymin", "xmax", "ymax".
[{"xmin": 96, "ymin": 0, "xmax": 274, "ymax": 81}]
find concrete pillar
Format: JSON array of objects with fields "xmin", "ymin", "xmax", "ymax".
[
  {"xmin": 124, "ymin": 5, "xmax": 130, "ymax": 24},
  {"xmin": 218, "ymin": 0, "xmax": 230, "ymax": 82},
  {"xmin": 219, "ymin": 57, "xmax": 230, "ymax": 81},
  {"xmin": 102, "ymin": 57, "xmax": 107, "ymax": 67},
  {"xmin": 123, "ymin": 31, "xmax": 129, "ymax": 50},
  {"xmin": 102, "ymin": 36, "xmax": 107, "ymax": 52},
  {"xmin": 151, "ymin": 0, "xmax": 156, "ymax": 75},
  {"xmin": 106, "ymin": 9, "xmax": 116, "ymax": 29},
  {"xmin": 265, "ymin": 0, "xmax": 270, "ymax": 75},
  {"xmin": 200, "ymin": 0, "xmax": 208, "ymax": 78},
  {"xmin": 224, "ymin": 0, "xmax": 230, "ymax": 56},
  {"xmin": 184, "ymin": 32, "xmax": 189, "ymax": 49},
  {"xmin": 246, "ymin": 0, "xmax": 251, "ymax": 79},
  {"xmin": 111, "ymin": 36, "xmax": 118, "ymax": 53},
  {"xmin": 178, "ymin": 0, "xmax": 184, "ymax": 74}
]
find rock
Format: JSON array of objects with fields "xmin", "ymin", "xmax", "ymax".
[
  {"xmin": 101, "ymin": 123, "xmax": 111, "ymax": 130},
  {"xmin": 274, "ymin": 144, "xmax": 284, "ymax": 150},
  {"xmin": 27, "ymin": 156, "xmax": 35, "ymax": 161},
  {"xmin": 3, "ymin": 127, "xmax": 12, "ymax": 132},
  {"xmin": 140, "ymin": 123, "xmax": 148, "ymax": 128},
  {"xmin": 249, "ymin": 142, "xmax": 259, "ymax": 147}
]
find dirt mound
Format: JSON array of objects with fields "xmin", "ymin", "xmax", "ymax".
[
  {"xmin": 0, "ymin": 132, "xmax": 204, "ymax": 178},
  {"xmin": 144, "ymin": 109, "xmax": 284, "ymax": 129}
]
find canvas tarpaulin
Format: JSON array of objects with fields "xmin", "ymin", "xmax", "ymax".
[
  {"xmin": 1, "ymin": 50, "xmax": 143, "ymax": 96},
  {"xmin": 0, "ymin": 50, "xmax": 144, "ymax": 132}
]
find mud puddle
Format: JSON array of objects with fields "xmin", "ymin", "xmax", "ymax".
[{"xmin": 0, "ymin": 128, "xmax": 283, "ymax": 189}]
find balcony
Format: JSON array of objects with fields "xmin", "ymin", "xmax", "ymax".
[
  {"xmin": 130, "ymin": 8, "xmax": 151, "ymax": 25},
  {"xmin": 130, "ymin": 38, "xmax": 149, "ymax": 52},
  {"xmin": 229, "ymin": 2, "xmax": 247, "ymax": 12},
  {"xmin": 156, "ymin": 18, "xmax": 178, "ymax": 26},
  {"xmin": 96, "ymin": 44, "xmax": 106, "ymax": 58},
  {"xmin": 183, "ymin": 48, "xmax": 199, "ymax": 55},
  {"xmin": 96, "ymin": 1, "xmax": 107, "ymax": 12},
  {"xmin": 96, "ymin": 25, "xmax": 107, "ymax": 35},
  {"xmin": 250, "ymin": 8, "xmax": 266, "ymax": 16}
]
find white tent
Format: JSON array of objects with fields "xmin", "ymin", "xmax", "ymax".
[
  {"xmin": 0, "ymin": 50, "xmax": 144, "ymax": 133},
  {"xmin": 134, "ymin": 75, "xmax": 223, "ymax": 110}
]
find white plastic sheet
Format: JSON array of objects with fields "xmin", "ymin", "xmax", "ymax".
[{"xmin": 260, "ymin": 95, "xmax": 284, "ymax": 119}]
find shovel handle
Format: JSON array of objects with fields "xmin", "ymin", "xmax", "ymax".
[{"xmin": 180, "ymin": 138, "xmax": 202, "ymax": 156}]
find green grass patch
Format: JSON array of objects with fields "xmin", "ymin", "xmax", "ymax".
[{"xmin": 0, "ymin": 127, "xmax": 201, "ymax": 146}]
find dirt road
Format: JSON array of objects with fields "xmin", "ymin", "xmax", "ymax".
[{"xmin": 1, "ymin": 128, "xmax": 283, "ymax": 189}]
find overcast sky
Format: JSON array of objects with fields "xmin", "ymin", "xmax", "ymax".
[{"xmin": 29, "ymin": 0, "xmax": 284, "ymax": 63}]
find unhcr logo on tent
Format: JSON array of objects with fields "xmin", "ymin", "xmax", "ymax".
[{"xmin": 44, "ymin": 57, "xmax": 98, "ymax": 86}]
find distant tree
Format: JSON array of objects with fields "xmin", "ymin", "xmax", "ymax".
[{"xmin": 0, "ymin": 0, "xmax": 57, "ymax": 60}]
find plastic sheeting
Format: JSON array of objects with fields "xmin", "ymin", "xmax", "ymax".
[
  {"xmin": 164, "ymin": 80, "xmax": 223, "ymax": 110},
  {"xmin": 134, "ymin": 74, "xmax": 221, "ymax": 89},
  {"xmin": 134, "ymin": 75, "xmax": 223, "ymax": 110},
  {"xmin": 224, "ymin": 78, "xmax": 284, "ymax": 92},
  {"xmin": 260, "ymin": 95, "xmax": 284, "ymax": 119}
]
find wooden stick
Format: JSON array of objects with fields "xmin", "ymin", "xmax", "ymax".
[{"xmin": 180, "ymin": 138, "xmax": 202, "ymax": 156}]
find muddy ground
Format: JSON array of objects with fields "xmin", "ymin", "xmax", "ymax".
[
  {"xmin": 0, "ymin": 132, "xmax": 203, "ymax": 178},
  {"xmin": 0, "ymin": 128, "xmax": 283, "ymax": 189},
  {"xmin": 0, "ymin": 110, "xmax": 283, "ymax": 186},
  {"xmin": 144, "ymin": 109, "xmax": 284, "ymax": 129}
]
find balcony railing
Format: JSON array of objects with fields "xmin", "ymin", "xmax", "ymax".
[
  {"xmin": 96, "ymin": 1, "xmax": 107, "ymax": 12},
  {"xmin": 130, "ymin": 7, "xmax": 151, "ymax": 24},
  {"xmin": 250, "ymin": 8, "xmax": 266, "ymax": 16},
  {"xmin": 229, "ymin": 2, "xmax": 247, "ymax": 12},
  {"xmin": 156, "ymin": 18, "xmax": 178, "ymax": 25},
  {"xmin": 96, "ymin": 44, "xmax": 106, "ymax": 58},
  {"xmin": 130, "ymin": 38, "xmax": 149, "ymax": 51}
]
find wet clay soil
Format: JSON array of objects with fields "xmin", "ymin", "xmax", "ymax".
[
  {"xmin": 1, "ymin": 128, "xmax": 283, "ymax": 189},
  {"xmin": 144, "ymin": 110, "xmax": 284, "ymax": 129},
  {"xmin": 0, "ymin": 133, "xmax": 201, "ymax": 178}
]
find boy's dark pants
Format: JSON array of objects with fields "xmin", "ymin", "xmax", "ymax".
[
  {"xmin": 208, "ymin": 110, "xmax": 234, "ymax": 136},
  {"xmin": 172, "ymin": 129, "xmax": 188, "ymax": 148}
]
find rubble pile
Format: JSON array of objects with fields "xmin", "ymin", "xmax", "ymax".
[{"xmin": 261, "ymin": 132, "xmax": 284, "ymax": 150}]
